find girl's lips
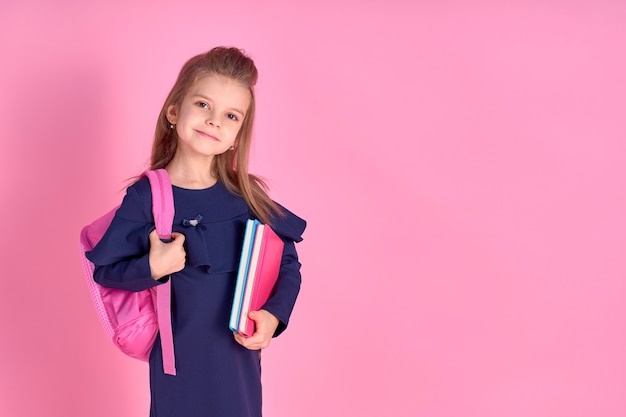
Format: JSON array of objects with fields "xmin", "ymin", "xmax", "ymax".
[{"xmin": 196, "ymin": 130, "xmax": 219, "ymax": 141}]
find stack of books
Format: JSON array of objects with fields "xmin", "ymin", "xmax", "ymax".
[{"xmin": 229, "ymin": 219, "xmax": 284, "ymax": 337}]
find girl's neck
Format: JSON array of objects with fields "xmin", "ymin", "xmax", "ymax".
[{"xmin": 166, "ymin": 154, "xmax": 218, "ymax": 189}]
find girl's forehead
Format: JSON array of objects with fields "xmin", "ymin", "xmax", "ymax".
[{"xmin": 190, "ymin": 74, "xmax": 248, "ymax": 93}]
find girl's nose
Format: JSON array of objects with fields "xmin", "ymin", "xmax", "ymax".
[{"xmin": 206, "ymin": 115, "xmax": 220, "ymax": 127}]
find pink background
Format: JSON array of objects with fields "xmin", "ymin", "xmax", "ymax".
[{"xmin": 1, "ymin": 1, "xmax": 625, "ymax": 416}]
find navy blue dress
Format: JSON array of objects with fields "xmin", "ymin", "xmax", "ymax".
[{"xmin": 86, "ymin": 178, "xmax": 306, "ymax": 417}]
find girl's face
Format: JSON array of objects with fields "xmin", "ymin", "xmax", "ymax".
[{"xmin": 167, "ymin": 74, "xmax": 251, "ymax": 161}]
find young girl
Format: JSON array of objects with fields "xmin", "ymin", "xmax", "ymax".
[{"xmin": 86, "ymin": 46, "xmax": 306, "ymax": 417}]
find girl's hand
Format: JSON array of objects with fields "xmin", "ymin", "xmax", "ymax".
[
  {"xmin": 233, "ymin": 310, "xmax": 280, "ymax": 350},
  {"xmin": 148, "ymin": 230, "xmax": 186, "ymax": 279}
]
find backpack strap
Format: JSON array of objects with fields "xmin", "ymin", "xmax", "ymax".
[{"xmin": 145, "ymin": 169, "xmax": 176, "ymax": 376}]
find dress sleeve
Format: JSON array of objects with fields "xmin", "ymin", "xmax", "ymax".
[
  {"xmin": 85, "ymin": 183, "xmax": 163, "ymax": 292},
  {"xmin": 262, "ymin": 206, "xmax": 307, "ymax": 337}
]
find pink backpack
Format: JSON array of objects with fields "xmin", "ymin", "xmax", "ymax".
[{"xmin": 79, "ymin": 169, "xmax": 176, "ymax": 375}]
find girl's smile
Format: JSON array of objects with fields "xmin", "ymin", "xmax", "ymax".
[{"xmin": 195, "ymin": 129, "xmax": 220, "ymax": 141}]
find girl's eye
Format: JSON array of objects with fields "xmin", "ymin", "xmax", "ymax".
[
  {"xmin": 227, "ymin": 113, "xmax": 239, "ymax": 121},
  {"xmin": 197, "ymin": 102, "xmax": 209, "ymax": 109}
]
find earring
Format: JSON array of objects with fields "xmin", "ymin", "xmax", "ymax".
[
  {"xmin": 229, "ymin": 146, "xmax": 235, "ymax": 151},
  {"xmin": 169, "ymin": 123, "xmax": 175, "ymax": 129}
]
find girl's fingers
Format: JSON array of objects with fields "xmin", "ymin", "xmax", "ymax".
[
  {"xmin": 233, "ymin": 331, "xmax": 270, "ymax": 350},
  {"xmin": 171, "ymin": 232, "xmax": 186, "ymax": 244},
  {"xmin": 149, "ymin": 229, "xmax": 162, "ymax": 245}
]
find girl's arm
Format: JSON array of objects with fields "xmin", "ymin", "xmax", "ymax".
[
  {"xmin": 93, "ymin": 252, "xmax": 157, "ymax": 292},
  {"xmin": 87, "ymin": 181, "xmax": 186, "ymax": 292},
  {"xmin": 259, "ymin": 240, "xmax": 302, "ymax": 336},
  {"xmin": 93, "ymin": 230, "xmax": 186, "ymax": 292}
]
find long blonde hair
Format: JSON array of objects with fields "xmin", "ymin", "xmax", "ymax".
[{"xmin": 150, "ymin": 47, "xmax": 282, "ymax": 224}]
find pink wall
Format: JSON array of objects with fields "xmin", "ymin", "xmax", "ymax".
[{"xmin": 1, "ymin": 1, "xmax": 625, "ymax": 416}]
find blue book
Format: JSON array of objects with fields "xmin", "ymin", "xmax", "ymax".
[{"xmin": 229, "ymin": 219, "xmax": 260, "ymax": 332}]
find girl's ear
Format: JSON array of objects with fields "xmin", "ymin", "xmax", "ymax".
[{"xmin": 166, "ymin": 104, "xmax": 179, "ymax": 124}]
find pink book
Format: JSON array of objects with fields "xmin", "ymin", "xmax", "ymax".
[{"xmin": 238, "ymin": 224, "xmax": 284, "ymax": 337}]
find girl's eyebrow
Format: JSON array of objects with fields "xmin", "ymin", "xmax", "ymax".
[{"xmin": 193, "ymin": 94, "xmax": 245, "ymax": 117}]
